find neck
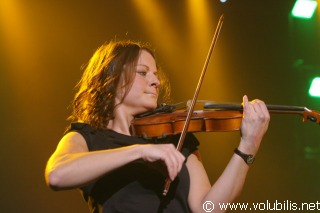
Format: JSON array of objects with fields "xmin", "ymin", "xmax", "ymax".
[{"xmin": 107, "ymin": 107, "xmax": 134, "ymax": 136}]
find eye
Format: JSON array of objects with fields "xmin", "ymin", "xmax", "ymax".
[
  {"xmin": 153, "ymin": 72, "xmax": 158, "ymax": 77},
  {"xmin": 136, "ymin": 70, "xmax": 147, "ymax": 76}
]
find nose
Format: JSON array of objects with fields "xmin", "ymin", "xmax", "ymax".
[{"xmin": 150, "ymin": 73, "xmax": 160, "ymax": 88}]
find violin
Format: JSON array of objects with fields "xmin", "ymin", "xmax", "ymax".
[{"xmin": 131, "ymin": 102, "xmax": 320, "ymax": 139}]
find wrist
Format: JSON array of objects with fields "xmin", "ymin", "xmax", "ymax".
[
  {"xmin": 130, "ymin": 144, "xmax": 145, "ymax": 161},
  {"xmin": 234, "ymin": 148, "xmax": 255, "ymax": 165},
  {"xmin": 238, "ymin": 139, "xmax": 259, "ymax": 155}
]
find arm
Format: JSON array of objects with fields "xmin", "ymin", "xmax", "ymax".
[
  {"xmin": 187, "ymin": 95, "xmax": 270, "ymax": 212},
  {"xmin": 45, "ymin": 131, "xmax": 185, "ymax": 190},
  {"xmin": 187, "ymin": 150, "xmax": 250, "ymax": 213}
]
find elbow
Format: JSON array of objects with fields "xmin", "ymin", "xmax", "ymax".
[{"xmin": 45, "ymin": 167, "xmax": 66, "ymax": 191}]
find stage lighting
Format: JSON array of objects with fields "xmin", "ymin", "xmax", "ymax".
[
  {"xmin": 309, "ymin": 77, "xmax": 320, "ymax": 97},
  {"xmin": 291, "ymin": 0, "xmax": 318, "ymax": 19}
]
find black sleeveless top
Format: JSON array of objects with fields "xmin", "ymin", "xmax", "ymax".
[{"xmin": 67, "ymin": 122, "xmax": 199, "ymax": 213}]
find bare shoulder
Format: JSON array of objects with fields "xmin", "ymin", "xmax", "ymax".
[{"xmin": 54, "ymin": 132, "xmax": 89, "ymax": 155}]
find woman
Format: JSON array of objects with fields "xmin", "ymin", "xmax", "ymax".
[{"xmin": 45, "ymin": 40, "xmax": 270, "ymax": 212}]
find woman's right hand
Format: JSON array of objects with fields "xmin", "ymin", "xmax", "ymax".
[{"xmin": 139, "ymin": 144, "xmax": 185, "ymax": 181}]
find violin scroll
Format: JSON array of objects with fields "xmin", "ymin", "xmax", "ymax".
[{"xmin": 302, "ymin": 109, "xmax": 320, "ymax": 124}]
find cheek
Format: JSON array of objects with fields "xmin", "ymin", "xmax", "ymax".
[
  {"xmin": 131, "ymin": 78, "xmax": 146, "ymax": 91},
  {"xmin": 126, "ymin": 82, "xmax": 144, "ymax": 100}
]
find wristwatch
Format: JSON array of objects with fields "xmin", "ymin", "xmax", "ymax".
[{"xmin": 234, "ymin": 148, "xmax": 255, "ymax": 165}]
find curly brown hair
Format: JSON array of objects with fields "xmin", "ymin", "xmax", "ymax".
[{"xmin": 68, "ymin": 40, "xmax": 171, "ymax": 130}]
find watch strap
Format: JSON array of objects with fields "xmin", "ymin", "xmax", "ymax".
[{"xmin": 234, "ymin": 148, "xmax": 255, "ymax": 165}]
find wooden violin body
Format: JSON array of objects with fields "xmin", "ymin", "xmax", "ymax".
[{"xmin": 132, "ymin": 110, "xmax": 242, "ymax": 139}]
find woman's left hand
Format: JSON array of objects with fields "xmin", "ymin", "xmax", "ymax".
[{"xmin": 238, "ymin": 95, "xmax": 270, "ymax": 155}]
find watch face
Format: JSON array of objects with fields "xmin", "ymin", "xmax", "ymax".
[{"xmin": 247, "ymin": 155, "xmax": 255, "ymax": 164}]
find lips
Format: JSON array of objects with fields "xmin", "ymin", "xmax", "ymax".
[{"xmin": 145, "ymin": 92, "xmax": 158, "ymax": 97}]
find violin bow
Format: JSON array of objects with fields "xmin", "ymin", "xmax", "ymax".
[{"xmin": 162, "ymin": 14, "xmax": 225, "ymax": 196}]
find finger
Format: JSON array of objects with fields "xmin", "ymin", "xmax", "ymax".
[
  {"xmin": 256, "ymin": 101, "xmax": 270, "ymax": 125},
  {"xmin": 252, "ymin": 100, "xmax": 269, "ymax": 117},
  {"xmin": 242, "ymin": 95, "xmax": 254, "ymax": 115},
  {"xmin": 175, "ymin": 152, "xmax": 185, "ymax": 175},
  {"xmin": 171, "ymin": 151, "xmax": 185, "ymax": 180},
  {"xmin": 258, "ymin": 101, "xmax": 270, "ymax": 118},
  {"xmin": 242, "ymin": 95, "xmax": 248, "ymax": 108},
  {"xmin": 168, "ymin": 149, "xmax": 185, "ymax": 180},
  {"xmin": 166, "ymin": 155, "xmax": 179, "ymax": 180},
  {"xmin": 163, "ymin": 145, "xmax": 180, "ymax": 180}
]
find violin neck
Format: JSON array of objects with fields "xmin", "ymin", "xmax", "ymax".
[
  {"xmin": 205, "ymin": 102, "xmax": 320, "ymax": 124},
  {"xmin": 266, "ymin": 105, "xmax": 308, "ymax": 114},
  {"xmin": 204, "ymin": 103, "xmax": 309, "ymax": 115}
]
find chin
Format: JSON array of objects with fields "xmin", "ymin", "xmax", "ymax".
[
  {"xmin": 144, "ymin": 103, "xmax": 157, "ymax": 112},
  {"xmin": 145, "ymin": 100, "xmax": 158, "ymax": 109},
  {"xmin": 146, "ymin": 105, "xmax": 157, "ymax": 111}
]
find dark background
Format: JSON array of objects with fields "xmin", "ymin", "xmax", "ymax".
[{"xmin": 1, "ymin": 0, "xmax": 319, "ymax": 212}]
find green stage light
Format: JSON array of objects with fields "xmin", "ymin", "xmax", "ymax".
[
  {"xmin": 309, "ymin": 77, "xmax": 320, "ymax": 97},
  {"xmin": 292, "ymin": 0, "xmax": 318, "ymax": 19}
]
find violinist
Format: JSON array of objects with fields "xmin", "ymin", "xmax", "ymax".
[{"xmin": 45, "ymin": 40, "xmax": 270, "ymax": 212}]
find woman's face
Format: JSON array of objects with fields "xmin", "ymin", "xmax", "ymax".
[{"xmin": 117, "ymin": 50, "xmax": 160, "ymax": 115}]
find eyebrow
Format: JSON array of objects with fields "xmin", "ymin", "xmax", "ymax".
[
  {"xmin": 136, "ymin": 64, "xmax": 158, "ymax": 74},
  {"xmin": 136, "ymin": 64, "xmax": 151, "ymax": 71}
]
